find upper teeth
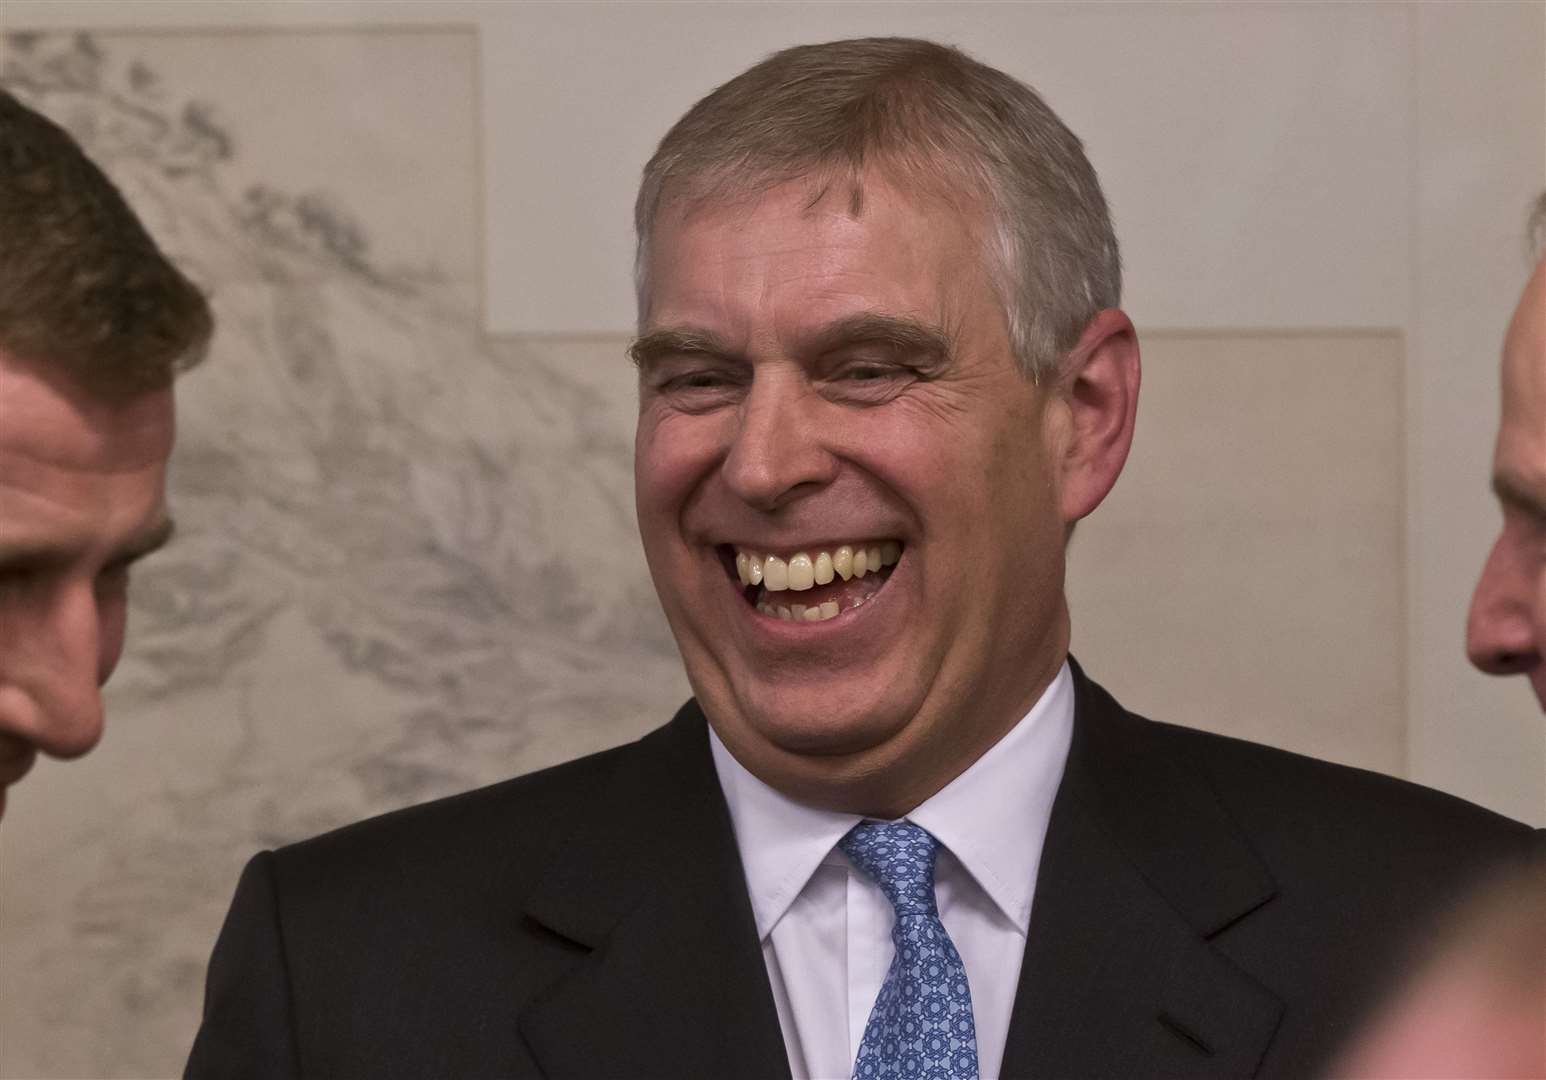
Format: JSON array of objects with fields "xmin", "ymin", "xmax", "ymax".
[{"xmin": 735, "ymin": 541, "xmax": 901, "ymax": 591}]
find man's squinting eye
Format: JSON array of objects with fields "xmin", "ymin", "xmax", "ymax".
[
  {"xmin": 0, "ymin": 565, "xmax": 38, "ymax": 596},
  {"xmin": 821, "ymin": 357, "xmax": 921, "ymax": 403},
  {"xmin": 94, "ymin": 559, "xmax": 134, "ymax": 597},
  {"xmin": 647, "ymin": 361, "xmax": 747, "ymax": 411},
  {"xmin": 839, "ymin": 364, "xmax": 895, "ymax": 381},
  {"xmin": 667, "ymin": 370, "xmax": 737, "ymax": 390}
]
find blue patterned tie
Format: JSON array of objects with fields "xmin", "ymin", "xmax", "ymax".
[{"xmin": 841, "ymin": 820, "xmax": 980, "ymax": 1080}]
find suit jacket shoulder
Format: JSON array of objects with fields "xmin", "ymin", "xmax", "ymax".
[
  {"xmin": 269, "ymin": 730, "xmax": 645, "ymax": 919},
  {"xmin": 187, "ymin": 703, "xmax": 790, "ymax": 1080},
  {"xmin": 1149, "ymin": 705, "xmax": 1530, "ymax": 876},
  {"xmin": 1000, "ymin": 662, "xmax": 1537, "ymax": 1079}
]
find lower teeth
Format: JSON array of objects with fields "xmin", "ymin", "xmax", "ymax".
[
  {"xmin": 757, "ymin": 600, "xmax": 840, "ymax": 622},
  {"xmin": 755, "ymin": 585, "xmax": 880, "ymax": 622}
]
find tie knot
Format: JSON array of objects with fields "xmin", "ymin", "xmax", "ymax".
[{"xmin": 840, "ymin": 819, "xmax": 940, "ymax": 917}]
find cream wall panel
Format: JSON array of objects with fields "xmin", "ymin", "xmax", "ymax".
[
  {"xmin": 1069, "ymin": 332, "xmax": 1406, "ymax": 775},
  {"xmin": 478, "ymin": 2, "xmax": 1412, "ymax": 335}
]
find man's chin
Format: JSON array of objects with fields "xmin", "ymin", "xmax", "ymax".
[
  {"xmin": 753, "ymin": 715, "xmax": 902, "ymax": 758},
  {"xmin": 710, "ymin": 694, "xmax": 921, "ymax": 794}
]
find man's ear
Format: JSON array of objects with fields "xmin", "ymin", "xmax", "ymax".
[{"xmin": 1052, "ymin": 308, "xmax": 1140, "ymax": 524}]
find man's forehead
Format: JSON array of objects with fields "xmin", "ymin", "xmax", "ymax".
[
  {"xmin": 643, "ymin": 175, "xmax": 990, "ymax": 334},
  {"xmin": 0, "ymin": 350, "xmax": 176, "ymax": 472},
  {"xmin": 0, "ymin": 348, "xmax": 176, "ymax": 567},
  {"xmin": 1499, "ymin": 262, "xmax": 1546, "ymax": 432},
  {"xmin": 0, "ymin": 435, "xmax": 173, "ymax": 570}
]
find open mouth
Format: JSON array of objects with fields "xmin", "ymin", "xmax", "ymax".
[{"xmin": 719, "ymin": 541, "xmax": 902, "ymax": 623}]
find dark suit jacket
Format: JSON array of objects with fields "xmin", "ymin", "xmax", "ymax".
[{"xmin": 186, "ymin": 663, "xmax": 1536, "ymax": 1078}]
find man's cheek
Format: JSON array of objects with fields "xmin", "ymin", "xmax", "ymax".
[{"xmin": 639, "ymin": 460, "xmax": 724, "ymax": 547}]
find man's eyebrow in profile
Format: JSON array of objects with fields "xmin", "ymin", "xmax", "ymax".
[
  {"xmin": 115, "ymin": 515, "xmax": 177, "ymax": 564},
  {"xmin": 0, "ymin": 516, "xmax": 176, "ymax": 574},
  {"xmin": 1491, "ymin": 473, "xmax": 1546, "ymax": 524}
]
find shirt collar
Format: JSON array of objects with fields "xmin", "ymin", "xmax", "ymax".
[
  {"xmin": 908, "ymin": 661, "xmax": 1074, "ymax": 933},
  {"xmin": 709, "ymin": 729, "xmax": 861, "ymax": 941},
  {"xmin": 709, "ymin": 661, "xmax": 1075, "ymax": 940}
]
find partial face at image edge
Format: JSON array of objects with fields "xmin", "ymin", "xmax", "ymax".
[
  {"xmin": 0, "ymin": 349, "xmax": 176, "ymax": 820},
  {"xmin": 1467, "ymin": 258, "xmax": 1546, "ymax": 709}
]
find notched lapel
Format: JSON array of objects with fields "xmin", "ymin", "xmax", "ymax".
[
  {"xmin": 1157, "ymin": 937, "xmax": 1283, "ymax": 1070},
  {"xmin": 1002, "ymin": 798, "xmax": 1282, "ymax": 1078},
  {"xmin": 1000, "ymin": 665, "xmax": 1284, "ymax": 1078},
  {"xmin": 517, "ymin": 706, "xmax": 791, "ymax": 1080}
]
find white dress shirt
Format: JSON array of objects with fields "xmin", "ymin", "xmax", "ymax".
[{"xmin": 709, "ymin": 662, "xmax": 1075, "ymax": 1080}]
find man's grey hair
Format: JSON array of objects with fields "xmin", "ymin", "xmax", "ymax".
[
  {"xmin": 634, "ymin": 37, "xmax": 1120, "ymax": 382},
  {"xmin": 1528, "ymin": 191, "xmax": 1546, "ymax": 264}
]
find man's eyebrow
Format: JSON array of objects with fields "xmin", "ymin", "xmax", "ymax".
[
  {"xmin": 0, "ymin": 516, "xmax": 175, "ymax": 572},
  {"xmin": 117, "ymin": 516, "xmax": 176, "ymax": 563},
  {"xmin": 628, "ymin": 328, "xmax": 738, "ymax": 369},
  {"xmin": 1492, "ymin": 472, "xmax": 1546, "ymax": 521},
  {"xmin": 797, "ymin": 312, "xmax": 954, "ymax": 363},
  {"xmin": 629, "ymin": 314, "xmax": 954, "ymax": 370}
]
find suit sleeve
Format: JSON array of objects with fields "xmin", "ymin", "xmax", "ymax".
[{"xmin": 184, "ymin": 850, "xmax": 302, "ymax": 1079}]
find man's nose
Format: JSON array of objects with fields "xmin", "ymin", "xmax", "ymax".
[
  {"xmin": 0, "ymin": 585, "xmax": 107, "ymax": 760},
  {"xmin": 721, "ymin": 375, "xmax": 838, "ymax": 510},
  {"xmin": 1466, "ymin": 534, "xmax": 1541, "ymax": 677}
]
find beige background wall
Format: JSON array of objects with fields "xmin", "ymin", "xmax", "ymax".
[{"xmin": 0, "ymin": 4, "xmax": 1541, "ymax": 1077}]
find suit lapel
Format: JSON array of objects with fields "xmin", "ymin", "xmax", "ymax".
[
  {"xmin": 517, "ymin": 704, "xmax": 791, "ymax": 1080},
  {"xmin": 1001, "ymin": 663, "xmax": 1284, "ymax": 1078}
]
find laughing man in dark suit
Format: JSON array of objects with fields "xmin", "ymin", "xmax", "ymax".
[{"xmin": 187, "ymin": 38, "xmax": 1536, "ymax": 1080}]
